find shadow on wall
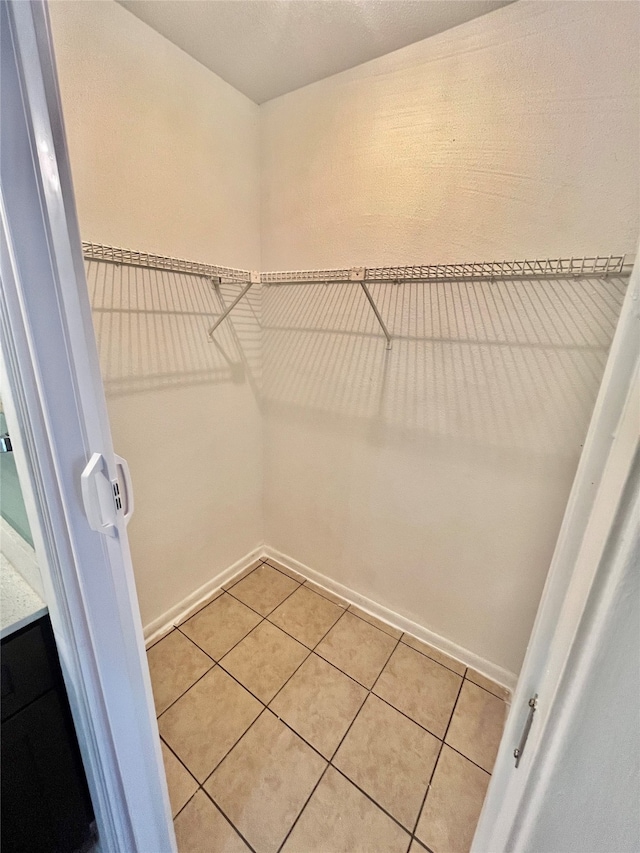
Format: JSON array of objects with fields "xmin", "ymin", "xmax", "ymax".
[
  {"xmin": 262, "ymin": 276, "xmax": 626, "ymax": 457},
  {"xmin": 85, "ymin": 260, "xmax": 261, "ymax": 398}
]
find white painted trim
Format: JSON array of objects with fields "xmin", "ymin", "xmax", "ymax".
[
  {"xmin": 511, "ymin": 463, "xmax": 639, "ymax": 850},
  {"xmin": 262, "ymin": 546, "xmax": 518, "ymax": 691},
  {"xmin": 1, "ymin": 3, "xmax": 175, "ymax": 849},
  {"xmin": 143, "ymin": 546, "xmax": 264, "ymax": 646}
]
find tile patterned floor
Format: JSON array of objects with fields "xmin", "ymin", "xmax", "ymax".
[{"xmin": 148, "ymin": 559, "xmax": 510, "ymax": 853}]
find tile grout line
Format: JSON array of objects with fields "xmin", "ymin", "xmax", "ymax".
[
  {"xmin": 267, "ymin": 607, "xmax": 351, "ymax": 708},
  {"xmin": 211, "ymin": 582, "xmax": 323, "ymax": 705},
  {"xmin": 410, "ymin": 671, "xmax": 467, "ymax": 847},
  {"xmin": 147, "ymin": 558, "xmax": 266, "ymax": 652},
  {"xmin": 200, "ymin": 786, "xmax": 259, "ymax": 853},
  {"xmin": 265, "ymin": 586, "xmax": 346, "ymax": 649},
  {"xmin": 156, "ymin": 658, "xmax": 215, "ymax": 720},
  {"xmin": 225, "ymin": 564, "xmax": 305, "ymax": 620},
  {"xmin": 172, "ymin": 558, "xmax": 267, "ymax": 636},
  {"xmin": 275, "ymin": 763, "xmax": 332, "ymax": 853},
  {"xmin": 177, "ymin": 615, "xmax": 261, "ymax": 669},
  {"xmin": 410, "ymin": 741, "xmax": 443, "ymax": 842},
  {"xmin": 221, "ymin": 558, "xmax": 269, "ymax": 593},
  {"xmin": 200, "ymin": 706, "xmax": 270, "ymax": 792},
  {"xmin": 441, "ymin": 743, "xmax": 494, "ymax": 776},
  {"xmin": 180, "ymin": 602, "xmax": 268, "ymax": 660},
  {"xmin": 312, "ymin": 611, "xmax": 400, "ymax": 691},
  {"xmin": 155, "ymin": 561, "xmax": 400, "ymax": 723},
  {"xmin": 266, "ymin": 691, "xmax": 451, "ymax": 838},
  {"xmin": 158, "ymin": 733, "xmax": 199, "ymax": 788},
  {"xmin": 301, "ymin": 577, "xmax": 350, "ymax": 609},
  {"xmin": 370, "ymin": 635, "xmax": 402, "ymax": 694},
  {"xmin": 329, "ymin": 763, "xmax": 414, "ymax": 837},
  {"xmin": 145, "ymin": 628, "xmax": 176, "ymax": 652},
  {"xmin": 218, "ymin": 645, "xmax": 313, "ymax": 708},
  {"xmin": 371, "ymin": 689, "xmax": 453, "ymax": 744},
  {"xmin": 310, "ymin": 635, "xmax": 421, "ymax": 840},
  {"xmin": 463, "ymin": 670, "xmax": 511, "ymax": 702},
  {"xmin": 173, "ymin": 588, "xmax": 225, "ymax": 630},
  {"xmin": 297, "ymin": 574, "xmax": 498, "ymax": 687},
  {"xmin": 347, "ymin": 604, "xmax": 403, "ymax": 640},
  {"xmin": 201, "ymin": 705, "xmax": 325, "ymax": 853},
  {"xmin": 399, "ymin": 634, "xmax": 467, "ymax": 677},
  {"xmin": 282, "ymin": 655, "xmax": 404, "ymax": 836},
  {"xmin": 263, "ymin": 613, "xmax": 465, "ymax": 745},
  {"xmin": 175, "ymin": 564, "xmax": 315, "ymax": 710},
  {"xmin": 171, "ymin": 788, "xmax": 199, "ymax": 823}
]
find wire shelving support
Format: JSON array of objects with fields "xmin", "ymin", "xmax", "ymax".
[{"xmin": 82, "ymin": 243, "xmax": 632, "ymax": 348}]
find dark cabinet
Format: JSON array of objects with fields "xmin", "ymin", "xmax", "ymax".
[{"xmin": 1, "ymin": 617, "xmax": 94, "ymax": 853}]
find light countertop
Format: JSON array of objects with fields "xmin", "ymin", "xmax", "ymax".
[{"xmin": 1, "ymin": 553, "xmax": 48, "ymax": 640}]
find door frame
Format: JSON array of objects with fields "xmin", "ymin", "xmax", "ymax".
[
  {"xmin": 0, "ymin": 1, "xmax": 175, "ymax": 850},
  {"xmin": 473, "ymin": 258, "xmax": 639, "ymax": 850},
  {"xmin": 3, "ymin": 0, "xmax": 638, "ymax": 850}
]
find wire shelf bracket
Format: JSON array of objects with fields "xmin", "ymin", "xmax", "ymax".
[
  {"xmin": 349, "ymin": 266, "xmax": 393, "ymax": 349},
  {"xmin": 208, "ymin": 271, "xmax": 260, "ymax": 339}
]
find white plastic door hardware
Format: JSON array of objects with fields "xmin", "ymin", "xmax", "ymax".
[
  {"xmin": 114, "ymin": 454, "xmax": 134, "ymax": 525},
  {"xmin": 80, "ymin": 452, "xmax": 117, "ymax": 537}
]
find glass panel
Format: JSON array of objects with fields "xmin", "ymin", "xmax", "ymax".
[{"xmin": 0, "ymin": 404, "xmax": 34, "ymax": 546}]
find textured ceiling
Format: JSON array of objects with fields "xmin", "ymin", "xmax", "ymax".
[{"xmin": 118, "ymin": 0, "xmax": 514, "ymax": 104}]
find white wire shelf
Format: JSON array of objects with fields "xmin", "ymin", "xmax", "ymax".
[
  {"xmin": 82, "ymin": 241, "xmax": 252, "ymax": 283},
  {"xmin": 83, "ymin": 243, "xmax": 630, "ymax": 285},
  {"xmin": 261, "ymin": 268, "xmax": 353, "ymax": 284},
  {"xmin": 82, "ymin": 243, "xmax": 632, "ymax": 348},
  {"xmin": 263, "ymin": 255, "xmax": 631, "ymax": 284}
]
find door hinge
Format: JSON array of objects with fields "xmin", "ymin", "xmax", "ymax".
[
  {"xmin": 514, "ymin": 694, "xmax": 538, "ymax": 767},
  {"xmin": 0, "ymin": 432, "xmax": 13, "ymax": 453}
]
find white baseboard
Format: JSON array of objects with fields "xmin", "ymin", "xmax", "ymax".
[
  {"xmin": 143, "ymin": 545, "xmax": 264, "ymax": 648},
  {"xmin": 143, "ymin": 541, "xmax": 518, "ymax": 692},
  {"xmin": 262, "ymin": 546, "xmax": 518, "ymax": 693}
]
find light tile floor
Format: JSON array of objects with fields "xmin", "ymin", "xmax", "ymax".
[{"xmin": 147, "ymin": 559, "xmax": 510, "ymax": 853}]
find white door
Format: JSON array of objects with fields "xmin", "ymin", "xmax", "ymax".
[
  {"xmin": 0, "ymin": 1, "xmax": 175, "ymax": 850},
  {"xmin": 473, "ymin": 258, "xmax": 639, "ymax": 850}
]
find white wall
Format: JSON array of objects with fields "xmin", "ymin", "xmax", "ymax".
[
  {"xmin": 50, "ymin": 0, "xmax": 262, "ymax": 628},
  {"xmin": 261, "ymin": 1, "xmax": 639, "ymax": 268},
  {"xmin": 260, "ymin": 0, "xmax": 639, "ymax": 675}
]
